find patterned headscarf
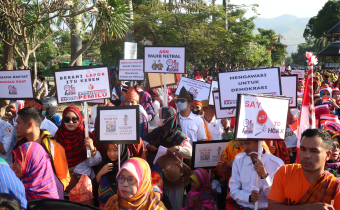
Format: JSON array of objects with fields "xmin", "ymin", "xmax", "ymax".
[
  {"xmin": 103, "ymin": 158, "xmax": 165, "ymax": 210},
  {"xmin": 181, "ymin": 168, "xmax": 215, "ymax": 210},
  {"xmin": 0, "ymin": 157, "xmax": 27, "ymax": 209},
  {"xmin": 69, "ymin": 174, "xmax": 94, "ymax": 203},
  {"xmin": 151, "ymin": 163, "xmax": 163, "ymax": 194},
  {"xmin": 126, "ymin": 87, "xmax": 140, "ymax": 102},
  {"xmin": 12, "ymin": 142, "xmax": 58, "ymax": 201},
  {"xmin": 178, "ymin": 87, "xmax": 192, "ymax": 102},
  {"xmin": 320, "ymin": 86, "xmax": 332, "ymax": 97},
  {"xmin": 54, "ymin": 106, "xmax": 96, "ymax": 167},
  {"xmin": 144, "ymin": 107, "xmax": 187, "ymax": 148}
]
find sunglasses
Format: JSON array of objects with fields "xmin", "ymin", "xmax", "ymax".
[
  {"xmin": 176, "ymin": 99, "xmax": 188, "ymax": 103},
  {"xmin": 63, "ymin": 117, "xmax": 79, "ymax": 123}
]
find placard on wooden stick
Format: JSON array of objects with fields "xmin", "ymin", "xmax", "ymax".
[
  {"xmin": 0, "ymin": 70, "xmax": 34, "ymax": 99},
  {"xmin": 234, "ymin": 93, "xmax": 289, "ymax": 141},
  {"xmin": 281, "ymin": 75, "xmax": 298, "ymax": 108},
  {"xmin": 147, "ymin": 73, "xmax": 177, "ymax": 89},
  {"xmin": 118, "ymin": 59, "xmax": 144, "ymax": 81},
  {"xmin": 175, "ymin": 77, "xmax": 211, "ymax": 102},
  {"xmin": 212, "ymin": 91, "xmax": 236, "ymax": 119}
]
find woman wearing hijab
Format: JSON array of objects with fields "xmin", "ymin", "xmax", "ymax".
[
  {"xmin": 97, "ymin": 144, "xmax": 129, "ymax": 209},
  {"xmin": 148, "ymin": 89, "xmax": 163, "ymax": 127},
  {"xmin": 144, "ymin": 106, "xmax": 192, "ymax": 210},
  {"xmin": 297, "ymin": 80, "xmax": 304, "ymax": 98},
  {"xmin": 324, "ymin": 128, "xmax": 340, "ymax": 177},
  {"xmin": 315, "ymin": 86, "xmax": 333, "ymax": 106},
  {"xmin": 103, "ymin": 157, "xmax": 165, "ymax": 210},
  {"xmin": 134, "ymin": 85, "xmax": 155, "ymax": 121},
  {"xmin": 0, "ymin": 157, "xmax": 27, "ymax": 209},
  {"xmin": 12, "ymin": 142, "xmax": 59, "ymax": 201},
  {"xmin": 54, "ymin": 106, "xmax": 102, "ymax": 191}
]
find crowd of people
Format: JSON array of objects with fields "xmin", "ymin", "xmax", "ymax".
[{"xmin": 0, "ymin": 68, "xmax": 339, "ymax": 210}]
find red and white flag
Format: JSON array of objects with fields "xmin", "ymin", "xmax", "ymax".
[{"xmin": 296, "ymin": 52, "xmax": 317, "ymax": 163}]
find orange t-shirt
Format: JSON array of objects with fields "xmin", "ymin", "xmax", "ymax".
[{"xmin": 268, "ymin": 164, "xmax": 340, "ymax": 209}]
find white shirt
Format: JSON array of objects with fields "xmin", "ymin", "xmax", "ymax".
[
  {"xmin": 179, "ymin": 112, "xmax": 206, "ymax": 145},
  {"xmin": 40, "ymin": 118, "xmax": 58, "ymax": 137},
  {"xmin": 111, "ymin": 86, "xmax": 122, "ymax": 100},
  {"xmin": 149, "ymin": 100, "xmax": 160, "ymax": 127},
  {"xmin": 0, "ymin": 119, "xmax": 16, "ymax": 167},
  {"xmin": 229, "ymin": 150, "xmax": 284, "ymax": 209},
  {"xmin": 74, "ymin": 151, "xmax": 102, "ymax": 179},
  {"xmin": 38, "ymin": 83, "xmax": 48, "ymax": 96},
  {"xmin": 202, "ymin": 114, "xmax": 224, "ymax": 140}
]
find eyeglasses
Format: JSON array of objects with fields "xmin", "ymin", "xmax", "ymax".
[
  {"xmin": 176, "ymin": 99, "xmax": 187, "ymax": 103},
  {"xmin": 331, "ymin": 144, "xmax": 340, "ymax": 151},
  {"xmin": 117, "ymin": 175, "xmax": 137, "ymax": 185},
  {"xmin": 63, "ymin": 117, "xmax": 79, "ymax": 123}
]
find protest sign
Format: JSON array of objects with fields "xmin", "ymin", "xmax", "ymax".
[
  {"xmin": 213, "ymin": 91, "xmax": 236, "ymax": 119},
  {"xmin": 218, "ymin": 67, "xmax": 282, "ymax": 109},
  {"xmin": 97, "ymin": 106, "xmax": 140, "ymax": 144},
  {"xmin": 148, "ymin": 73, "xmax": 177, "ymax": 88},
  {"xmin": 209, "ymin": 81, "xmax": 218, "ymax": 105},
  {"xmin": 175, "ymin": 77, "xmax": 211, "ymax": 102},
  {"xmin": 119, "ymin": 59, "xmax": 144, "ymax": 81},
  {"xmin": 54, "ymin": 66, "xmax": 111, "ymax": 104},
  {"xmin": 0, "ymin": 70, "xmax": 34, "ymax": 99},
  {"xmin": 281, "ymin": 75, "xmax": 298, "ymax": 108},
  {"xmin": 124, "ymin": 42, "xmax": 137, "ymax": 59},
  {"xmin": 234, "ymin": 94, "xmax": 290, "ymax": 141},
  {"xmin": 291, "ymin": 70, "xmax": 305, "ymax": 78},
  {"xmin": 192, "ymin": 140, "xmax": 229, "ymax": 169},
  {"xmin": 144, "ymin": 46, "xmax": 186, "ymax": 74},
  {"xmin": 280, "ymin": 66, "xmax": 285, "ymax": 72},
  {"xmin": 87, "ymin": 99, "xmax": 105, "ymax": 104}
]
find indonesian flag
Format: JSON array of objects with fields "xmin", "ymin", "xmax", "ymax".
[{"xmin": 296, "ymin": 52, "xmax": 317, "ymax": 163}]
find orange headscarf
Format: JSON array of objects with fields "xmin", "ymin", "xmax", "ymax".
[{"xmin": 126, "ymin": 87, "xmax": 139, "ymax": 102}]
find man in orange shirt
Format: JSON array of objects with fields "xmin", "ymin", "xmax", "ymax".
[{"xmin": 268, "ymin": 129, "xmax": 340, "ymax": 210}]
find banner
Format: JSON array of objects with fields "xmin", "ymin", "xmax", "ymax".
[
  {"xmin": 54, "ymin": 66, "xmax": 111, "ymax": 104},
  {"xmin": 218, "ymin": 68, "xmax": 282, "ymax": 109},
  {"xmin": 119, "ymin": 59, "xmax": 144, "ymax": 81},
  {"xmin": 124, "ymin": 42, "xmax": 137, "ymax": 59},
  {"xmin": 291, "ymin": 70, "xmax": 305, "ymax": 78},
  {"xmin": 213, "ymin": 91, "xmax": 236, "ymax": 119},
  {"xmin": 97, "ymin": 106, "xmax": 140, "ymax": 144},
  {"xmin": 234, "ymin": 94, "xmax": 289, "ymax": 141},
  {"xmin": 209, "ymin": 81, "xmax": 218, "ymax": 105},
  {"xmin": 0, "ymin": 70, "xmax": 34, "ymax": 99},
  {"xmin": 144, "ymin": 46, "xmax": 186, "ymax": 74},
  {"xmin": 175, "ymin": 77, "xmax": 211, "ymax": 102},
  {"xmin": 281, "ymin": 75, "xmax": 298, "ymax": 108}
]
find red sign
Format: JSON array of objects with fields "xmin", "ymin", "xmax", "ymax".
[{"xmin": 257, "ymin": 110, "xmax": 268, "ymax": 125}]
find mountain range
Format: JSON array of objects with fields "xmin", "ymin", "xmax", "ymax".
[{"xmin": 253, "ymin": 14, "xmax": 310, "ymax": 55}]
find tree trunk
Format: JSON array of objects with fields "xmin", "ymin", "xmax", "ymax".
[
  {"xmin": 3, "ymin": 40, "xmax": 13, "ymax": 70},
  {"xmin": 126, "ymin": 0, "xmax": 134, "ymax": 42},
  {"xmin": 32, "ymin": 50, "xmax": 38, "ymax": 95},
  {"xmin": 70, "ymin": 9, "xmax": 82, "ymax": 66},
  {"xmin": 223, "ymin": 0, "xmax": 228, "ymax": 30}
]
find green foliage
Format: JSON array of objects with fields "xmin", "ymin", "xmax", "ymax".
[{"xmin": 291, "ymin": 43, "xmax": 316, "ymax": 66}]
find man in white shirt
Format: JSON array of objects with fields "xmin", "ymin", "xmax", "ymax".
[
  {"xmin": 0, "ymin": 118, "xmax": 16, "ymax": 166},
  {"xmin": 229, "ymin": 140, "xmax": 284, "ymax": 210},
  {"xmin": 40, "ymin": 116, "xmax": 58, "ymax": 136},
  {"xmin": 201, "ymin": 98, "xmax": 225, "ymax": 140},
  {"xmin": 177, "ymin": 87, "xmax": 206, "ymax": 145},
  {"xmin": 37, "ymin": 77, "xmax": 48, "ymax": 97}
]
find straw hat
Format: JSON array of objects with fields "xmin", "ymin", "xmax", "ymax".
[{"xmin": 156, "ymin": 154, "xmax": 192, "ymax": 190}]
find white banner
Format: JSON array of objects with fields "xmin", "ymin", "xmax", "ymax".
[
  {"xmin": 175, "ymin": 77, "xmax": 211, "ymax": 102},
  {"xmin": 291, "ymin": 70, "xmax": 305, "ymax": 78},
  {"xmin": 0, "ymin": 70, "xmax": 34, "ymax": 99},
  {"xmin": 119, "ymin": 59, "xmax": 144, "ymax": 81},
  {"xmin": 218, "ymin": 68, "xmax": 282, "ymax": 109},
  {"xmin": 144, "ymin": 46, "xmax": 186, "ymax": 74},
  {"xmin": 55, "ymin": 66, "xmax": 111, "ymax": 104},
  {"xmin": 281, "ymin": 75, "xmax": 297, "ymax": 108},
  {"xmin": 213, "ymin": 91, "xmax": 236, "ymax": 119},
  {"xmin": 209, "ymin": 81, "xmax": 218, "ymax": 105},
  {"xmin": 235, "ymin": 94, "xmax": 289, "ymax": 140},
  {"xmin": 124, "ymin": 42, "xmax": 137, "ymax": 59}
]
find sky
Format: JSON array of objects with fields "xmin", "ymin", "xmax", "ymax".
[{"xmin": 215, "ymin": 0, "xmax": 329, "ymax": 19}]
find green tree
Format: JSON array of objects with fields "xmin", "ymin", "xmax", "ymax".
[{"xmin": 291, "ymin": 43, "xmax": 316, "ymax": 66}]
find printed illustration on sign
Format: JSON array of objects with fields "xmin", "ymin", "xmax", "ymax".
[
  {"xmin": 200, "ymin": 150, "xmax": 210, "ymax": 161},
  {"xmin": 166, "ymin": 59, "xmax": 179, "ymax": 72},
  {"xmin": 243, "ymin": 119, "xmax": 254, "ymax": 134},
  {"xmin": 106, "ymin": 121, "xmax": 116, "ymax": 132},
  {"xmin": 189, "ymin": 87, "xmax": 198, "ymax": 99},
  {"xmin": 217, "ymin": 146, "xmax": 222, "ymax": 155},
  {"xmin": 64, "ymin": 85, "xmax": 76, "ymax": 95},
  {"xmin": 255, "ymin": 110, "xmax": 268, "ymax": 136},
  {"xmin": 123, "ymin": 114, "xmax": 129, "ymax": 125},
  {"xmin": 88, "ymin": 84, "xmax": 94, "ymax": 90},
  {"xmin": 8, "ymin": 85, "xmax": 17, "ymax": 95}
]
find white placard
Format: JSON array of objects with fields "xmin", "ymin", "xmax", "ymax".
[
  {"xmin": 0, "ymin": 70, "xmax": 34, "ymax": 99},
  {"xmin": 124, "ymin": 42, "xmax": 137, "ymax": 59},
  {"xmin": 280, "ymin": 66, "xmax": 285, "ymax": 72},
  {"xmin": 235, "ymin": 94, "xmax": 289, "ymax": 140},
  {"xmin": 291, "ymin": 70, "xmax": 305, "ymax": 78},
  {"xmin": 193, "ymin": 141, "xmax": 229, "ymax": 169},
  {"xmin": 175, "ymin": 77, "xmax": 211, "ymax": 102},
  {"xmin": 119, "ymin": 59, "xmax": 144, "ymax": 81},
  {"xmin": 55, "ymin": 66, "xmax": 111, "ymax": 103},
  {"xmin": 218, "ymin": 68, "xmax": 282, "ymax": 109},
  {"xmin": 87, "ymin": 99, "xmax": 105, "ymax": 104},
  {"xmin": 144, "ymin": 46, "xmax": 186, "ymax": 74},
  {"xmin": 209, "ymin": 81, "xmax": 218, "ymax": 105},
  {"xmin": 281, "ymin": 75, "xmax": 297, "ymax": 108},
  {"xmin": 213, "ymin": 91, "xmax": 236, "ymax": 119}
]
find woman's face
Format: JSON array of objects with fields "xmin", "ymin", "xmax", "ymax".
[
  {"xmin": 322, "ymin": 90, "xmax": 330, "ymax": 97},
  {"xmin": 125, "ymin": 99, "xmax": 138, "ymax": 106},
  {"xmin": 118, "ymin": 169, "xmax": 138, "ymax": 199},
  {"xmin": 330, "ymin": 137, "xmax": 340, "ymax": 161},
  {"xmin": 298, "ymin": 82, "xmax": 304, "ymax": 91},
  {"xmin": 333, "ymin": 92, "xmax": 340, "ymax": 101},
  {"xmin": 107, "ymin": 144, "xmax": 118, "ymax": 162},
  {"xmin": 12, "ymin": 157, "xmax": 23, "ymax": 179},
  {"xmin": 64, "ymin": 111, "xmax": 79, "ymax": 131}
]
